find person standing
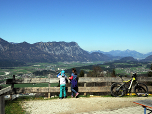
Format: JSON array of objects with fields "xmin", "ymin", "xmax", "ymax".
[
  {"xmin": 57, "ymin": 70, "xmax": 67, "ymax": 99},
  {"xmin": 69, "ymin": 68, "xmax": 79, "ymax": 98}
]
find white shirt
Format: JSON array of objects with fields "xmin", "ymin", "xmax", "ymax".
[{"xmin": 58, "ymin": 75, "xmax": 67, "ymax": 85}]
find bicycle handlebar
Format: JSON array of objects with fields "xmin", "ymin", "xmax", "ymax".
[
  {"xmin": 117, "ymin": 73, "xmax": 137, "ymax": 82},
  {"xmin": 132, "ymin": 73, "xmax": 137, "ymax": 78}
]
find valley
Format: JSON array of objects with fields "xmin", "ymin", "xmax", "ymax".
[
  {"xmin": 0, "ymin": 61, "xmax": 103, "ymax": 86},
  {"xmin": 0, "ymin": 60, "xmax": 151, "ymax": 84}
]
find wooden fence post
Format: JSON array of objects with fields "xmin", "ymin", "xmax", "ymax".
[
  {"xmin": 48, "ymin": 74, "xmax": 50, "ymax": 98},
  {"xmin": 0, "ymin": 95, "xmax": 5, "ymax": 114},
  {"xmin": 84, "ymin": 74, "xmax": 87, "ymax": 96},
  {"xmin": 10, "ymin": 75, "xmax": 15, "ymax": 100}
]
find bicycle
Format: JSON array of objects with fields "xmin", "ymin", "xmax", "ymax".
[{"xmin": 111, "ymin": 73, "xmax": 148, "ymax": 97}]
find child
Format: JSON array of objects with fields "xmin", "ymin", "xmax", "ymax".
[
  {"xmin": 69, "ymin": 68, "xmax": 79, "ymax": 98},
  {"xmin": 57, "ymin": 70, "xmax": 67, "ymax": 99}
]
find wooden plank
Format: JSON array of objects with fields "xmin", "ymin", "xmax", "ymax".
[
  {"xmin": 13, "ymin": 85, "xmax": 152, "ymax": 94},
  {"xmin": 0, "ymin": 95, "xmax": 5, "ymax": 114},
  {"xmin": 148, "ymin": 86, "xmax": 152, "ymax": 91},
  {"xmin": 84, "ymin": 74, "xmax": 87, "ymax": 95},
  {"xmin": 48, "ymin": 75, "xmax": 50, "ymax": 98},
  {"xmin": 78, "ymin": 87, "xmax": 111, "ymax": 92},
  {"xmin": 78, "ymin": 77, "xmax": 152, "ymax": 83},
  {"xmin": 13, "ymin": 86, "xmax": 115, "ymax": 93},
  {"xmin": 0, "ymin": 86, "xmax": 12, "ymax": 95},
  {"xmin": 13, "ymin": 78, "xmax": 52, "ymax": 83},
  {"xmin": 20, "ymin": 78, "xmax": 49, "ymax": 83},
  {"xmin": 14, "ymin": 87, "xmax": 57, "ymax": 93},
  {"xmin": 9, "ymin": 77, "xmax": 152, "ymax": 84},
  {"xmin": 49, "ymin": 78, "xmax": 59, "ymax": 83}
]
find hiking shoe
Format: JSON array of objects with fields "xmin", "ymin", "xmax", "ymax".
[
  {"xmin": 64, "ymin": 96, "xmax": 67, "ymax": 98},
  {"xmin": 59, "ymin": 97, "xmax": 63, "ymax": 99},
  {"xmin": 75, "ymin": 93, "xmax": 79, "ymax": 97},
  {"xmin": 71, "ymin": 95, "xmax": 73, "ymax": 98}
]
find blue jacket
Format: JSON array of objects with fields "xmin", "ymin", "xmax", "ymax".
[{"xmin": 71, "ymin": 73, "xmax": 77, "ymax": 80}]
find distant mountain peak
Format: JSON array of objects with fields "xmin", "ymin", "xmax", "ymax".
[
  {"xmin": 125, "ymin": 49, "xmax": 135, "ymax": 52},
  {"xmin": 0, "ymin": 38, "xmax": 111, "ymax": 63},
  {"xmin": 0, "ymin": 38, "xmax": 10, "ymax": 44},
  {"xmin": 9, "ymin": 42, "xmax": 18, "ymax": 44},
  {"xmin": 119, "ymin": 56, "xmax": 137, "ymax": 61},
  {"xmin": 90, "ymin": 49, "xmax": 151, "ymax": 59}
]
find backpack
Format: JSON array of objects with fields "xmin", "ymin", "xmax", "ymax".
[{"xmin": 71, "ymin": 79, "xmax": 77, "ymax": 88}]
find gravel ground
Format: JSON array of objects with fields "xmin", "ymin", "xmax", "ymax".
[{"xmin": 22, "ymin": 96, "xmax": 152, "ymax": 114}]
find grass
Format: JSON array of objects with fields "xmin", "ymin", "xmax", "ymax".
[
  {"xmin": 5, "ymin": 99, "xmax": 26, "ymax": 114},
  {"xmin": 0, "ymin": 72, "xmax": 5, "ymax": 75},
  {"xmin": 1, "ymin": 84, "xmax": 10, "ymax": 88},
  {"xmin": 14, "ymin": 83, "xmax": 58, "ymax": 88}
]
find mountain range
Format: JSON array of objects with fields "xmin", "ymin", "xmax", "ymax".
[
  {"xmin": 90, "ymin": 50, "xmax": 152, "ymax": 60},
  {"xmin": 0, "ymin": 38, "xmax": 152, "ymax": 64},
  {"xmin": 0, "ymin": 38, "xmax": 111, "ymax": 63}
]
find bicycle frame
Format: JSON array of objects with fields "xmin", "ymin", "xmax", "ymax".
[{"xmin": 119, "ymin": 75, "xmax": 137, "ymax": 94}]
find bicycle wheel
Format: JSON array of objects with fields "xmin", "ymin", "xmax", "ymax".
[
  {"xmin": 134, "ymin": 83, "xmax": 148, "ymax": 97},
  {"xmin": 111, "ymin": 83, "xmax": 125, "ymax": 97}
]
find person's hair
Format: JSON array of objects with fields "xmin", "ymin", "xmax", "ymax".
[{"xmin": 72, "ymin": 68, "xmax": 77, "ymax": 75}]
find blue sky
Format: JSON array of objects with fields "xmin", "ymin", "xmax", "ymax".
[{"xmin": 0, "ymin": 0, "xmax": 152, "ymax": 54}]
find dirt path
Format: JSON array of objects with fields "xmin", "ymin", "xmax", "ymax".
[{"xmin": 22, "ymin": 96, "xmax": 152, "ymax": 114}]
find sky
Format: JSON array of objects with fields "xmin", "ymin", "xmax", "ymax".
[{"xmin": 0, "ymin": 0, "xmax": 152, "ymax": 54}]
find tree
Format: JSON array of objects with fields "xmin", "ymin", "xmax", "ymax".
[
  {"xmin": 0, "ymin": 86, "xmax": 3, "ymax": 90},
  {"xmin": 78, "ymin": 70, "xmax": 84, "ymax": 77},
  {"xmin": 87, "ymin": 70, "xmax": 94, "ymax": 77},
  {"xmin": 111, "ymin": 69, "xmax": 116, "ymax": 77},
  {"xmin": 92, "ymin": 66, "xmax": 103, "ymax": 77},
  {"xmin": 148, "ymin": 64, "xmax": 152, "ymax": 77}
]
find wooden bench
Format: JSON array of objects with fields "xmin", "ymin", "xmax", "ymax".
[{"xmin": 133, "ymin": 99, "xmax": 152, "ymax": 114}]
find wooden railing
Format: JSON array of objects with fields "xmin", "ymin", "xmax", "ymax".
[
  {"xmin": 5, "ymin": 75, "xmax": 152, "ymax": 94},
  {"xmin": 0, "ymin": 74, "xmax": 152, "ymax": 114}
]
